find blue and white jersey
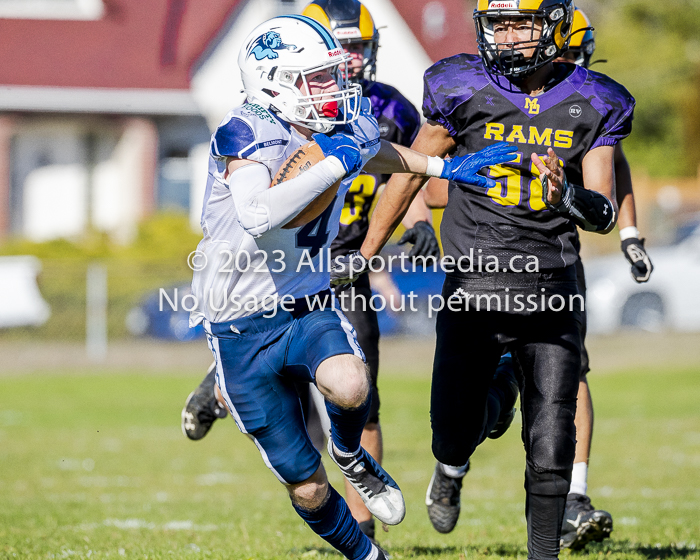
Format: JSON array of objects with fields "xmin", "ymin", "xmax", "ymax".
[{"xmin": 190, "ymin": 99, "xmax": 381, "ymax": 325}]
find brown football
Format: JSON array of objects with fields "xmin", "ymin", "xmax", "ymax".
[{"xmin": 272, "ymin": 141, "xmax": 341, "ymax": 229}]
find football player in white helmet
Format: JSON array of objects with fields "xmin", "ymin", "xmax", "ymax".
[
  {"xmin": 185, "ymin": 15, "xmax": 517, "ymax": 560},
  {"xmin": 237, "ymin": 15, "xmax": 362, "ymax": 134}
]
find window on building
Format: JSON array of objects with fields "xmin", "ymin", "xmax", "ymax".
[{"xmin": 0, "ymin": 0, "xmax": 104, "ymax": 20}]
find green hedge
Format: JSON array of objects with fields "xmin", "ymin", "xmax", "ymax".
[{"xmin": 0, "ymin": 214, "xmax": 201, "ymax": 342}]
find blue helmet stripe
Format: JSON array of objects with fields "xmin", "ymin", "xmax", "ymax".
[{"xmin": 278, "ymin": 14, "xmax": 337, "ymax": 50}]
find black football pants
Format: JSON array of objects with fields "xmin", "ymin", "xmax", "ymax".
[{"xmin": 432, "ymin": 273, "xmax": 581, "ymax": 560}]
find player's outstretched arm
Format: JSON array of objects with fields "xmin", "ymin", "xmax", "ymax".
[
  {"xmin": 614, "ymin": 144, "xmax": 653, "ymax": 282},
  {"xmin": 533, "ymin": 145, "xmax": 618, "ymax": 234},
  {"xmin": 330, "ymin": 123, "xmax": 517, "ymax": 285},
  {"xmin": 360, "ymin": 122, "xmax": 516, "ymax": 258},
  {"xmin": 329, "ymin": 121, "xmax": 454, "ymax": 285}
]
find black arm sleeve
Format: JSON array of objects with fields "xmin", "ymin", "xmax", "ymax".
[{"xmin": 544, "ymin": 179, "xmax": 616, "ymax": 232}]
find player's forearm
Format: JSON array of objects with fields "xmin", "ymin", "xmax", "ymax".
[
  {"xmin": 402, "ymin": 190, "xmax": 433, "ymax": 228},
  {"xmin": 614, "ymin": 145, "xmax": 638, "ymax": 230},
  {"xmin": 363, "ymin": 140, "xmax": 431, "ymax": 175},
  {"xmin": 229, "ymin": 158, "xmax": 345, "ymax": 236},
  {"xmin": 361, "ymin": 172, "xmax": 429, "ymax": 258},
  {"xmin": 580, "ymin": 145, "xmax": 618, "ymax": 234},
  {"xmin": 361, "ymin": 120, "xmax": 457, "ymax": 257}
]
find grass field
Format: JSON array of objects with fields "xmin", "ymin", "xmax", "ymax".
[{"xmin": 1, "ymin": 347, "xmax": 699, "ymax": 559}]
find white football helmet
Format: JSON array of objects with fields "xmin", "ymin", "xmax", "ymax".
[{"xmin": 238, "ymin": 15, "xmax": 362, "ymax": 133}]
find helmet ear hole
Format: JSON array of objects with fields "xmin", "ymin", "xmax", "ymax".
[{"xmin": 279, "ymin": 71, "xmax": 294, "ymax": 84}]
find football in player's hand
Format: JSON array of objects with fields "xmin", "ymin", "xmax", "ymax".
[{"xmin": 272, "ymin": 141, "xmax": 341, "ymax": 229}]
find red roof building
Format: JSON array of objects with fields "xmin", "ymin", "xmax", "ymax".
[{"xmin": 0, "ymin": 0, "xmax": 478, "ymax": 240}]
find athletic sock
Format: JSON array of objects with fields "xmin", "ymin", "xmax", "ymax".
[
  {"xmin": 293, "ymin": 485, "xmax": 373, "ymax": 560},
  {"xmin": 569, "ymin": 461, "xmax": 588, "ymax": 496},
  {"xmin": 441, "ymin": 460, "xmax": 470, "ymax": 478},
  {"xmin": 325, "ymin": 397, "xmax": 370, "ymax": 455}
]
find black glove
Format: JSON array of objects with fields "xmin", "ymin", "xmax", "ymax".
[
  {"xmin": 330, "ymin": 250, "xmax": 369, "ymax": 286},
  {"xmin": 398, "ymin": 221, "xmax": 441, "ymax": 261},
  {"xmin": 621, "ymin": 237, "xmax": 653, "ymax": 283}
]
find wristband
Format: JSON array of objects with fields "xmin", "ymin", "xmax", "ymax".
[
  {"xmin": 425, "ymin": 156, "xmax": 445, "ymax": 178},
  {"xmin": 619, "ymin": 226, "xmax": 640, "ymax": 241}
]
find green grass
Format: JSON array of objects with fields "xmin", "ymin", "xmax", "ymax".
[{"xmin": 1, "ymin": 365, "xmax": 699, "ymax": 559}]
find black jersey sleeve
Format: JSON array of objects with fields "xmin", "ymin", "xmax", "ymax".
[
  {"xmin": 422, "ymin": 54, "xmax": 489, "ymax": 137},
  {"xmin": 580, "ymin": 69, "xmax": 636, "ymax": 150}
]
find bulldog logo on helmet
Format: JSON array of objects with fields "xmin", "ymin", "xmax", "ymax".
[{"xmin": 248, "ymin": 31, "xmax": 298, "ymax": 60}]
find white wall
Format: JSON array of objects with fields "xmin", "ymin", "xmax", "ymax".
[
  {"xmin": 189, "ymin": 142, "xmax": 211, "ymax": 232},
  {"xmin": 361, "ymin": 0, "xmax": 432, "ymax": 113},
  {"xmin": 191, "ymin": 0, "xmax": 284, "ymax": 129},
  {"xmin": 24, "ymin": 164, "xmax": 88, "ymax": 241},
  {"xmin": 17, "ymin": 119, "xmax": 151, "ymax": 243}
]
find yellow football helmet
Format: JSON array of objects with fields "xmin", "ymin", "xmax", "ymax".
[
  {"xmin": 302, "ymin": 0, "xmax": 379, "ymax": 83},
  {"xmin": 567, "ymin": 8, "xmax": 595, "ymax": 68},
  {"xmin": 474, "ymin": 0, "xmax": 575, "ymax": 78}
]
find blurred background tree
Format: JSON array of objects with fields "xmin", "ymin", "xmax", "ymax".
[{"xmin": 578, "ymin": 0, "xmax": 700, "ymax": 177}]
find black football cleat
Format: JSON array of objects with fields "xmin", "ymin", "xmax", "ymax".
[
  {"xmin": 488, "ymin": 353, "xmax": 519, "ymax": 439},
  {"xmin": 181, "ymin": 364, "xmax": 228, "ymax": 441},
  {"xmin": 425, "ymin": 462, "xmax": 466, "ymax": 533},
  {"xmin": 373, "ymin": 543, "xmax": 390, "ymax": 560},
  {"xmin": 560, "ymin": 493, "xmax": 613, "ymax": 549}
]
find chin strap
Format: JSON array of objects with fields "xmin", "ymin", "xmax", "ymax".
[{"xmin": 543, "ymin": 176, "xmax": 616, "ymax": 232}]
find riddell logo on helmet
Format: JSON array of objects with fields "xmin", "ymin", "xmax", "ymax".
[
  {"xmin": 488, "ymin": 0, "xmax": 518, "ymax": 8},
  {"xmin": 328, "ymin": 48, "xmax": 343, "ymax": 57},
  {"xmin": 334, "ymin": 27, "xmax": 362, "ymax": 39}
]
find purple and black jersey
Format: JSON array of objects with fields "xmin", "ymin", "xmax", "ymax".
[
  {"xmin": 423, "ymin": 54, "xmax": 635, "ymax": 270},
  {"xmin": 330, "ymin": 80, "xmax": 421, "ymax": 259}
]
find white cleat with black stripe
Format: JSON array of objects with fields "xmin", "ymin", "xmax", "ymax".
[{"xmin": 327, "ymin": 439, "xmax": 405, "ymax": 525}]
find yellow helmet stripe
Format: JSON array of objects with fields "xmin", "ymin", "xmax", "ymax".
[
  {"xmin": 301, "ymin": 3, "xmax": 332, "ymax": 30},
  {"xmin": 358, "ymin": 4, "xmax": 376, "ymax": 40},
  {"xmin": 569, "ymin": 9, "xmax": 591, "ymax": 48}
]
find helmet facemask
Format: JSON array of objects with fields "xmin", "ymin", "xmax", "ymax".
[
  {"xmin": 475, "ymin": 4, "xmax": 572, "ymax": 79},
  {"xmin": 290, "ymin": 60, "xmax": 363, "ymax": 133},
  {"xmin": 249, "ymin": 54, "xmax": 362, "ymax": 134},
  {"xmin": 566, "ymin": 25, "xmax": 596, "ymax": 68},
  {"xmin": 338, "ymin": 36, "xmax": 379, "ymax": 84}
]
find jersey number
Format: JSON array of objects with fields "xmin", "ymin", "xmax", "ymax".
[
  {"xmin": 340, "ymin": 174, "xmax": 378, "ymax": 226},
  {"xmin": 485, "ymin": 152, "xmax": 564, "ymax": 211},
  {"xmin": 296, "ymin": 196, "xmax": 336, "ymax": 258}
]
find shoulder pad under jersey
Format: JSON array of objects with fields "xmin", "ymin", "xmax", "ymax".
[
  {"xmin": 211, "ymin": 103, "xmax": 291, "ymax": 161},
  {"xmin": 422, "ymin": 54, "xmax": 490, "ymax": 135},
  {"xmin": 365, "ymin": 81, "xmax": 421, "ymax": 146},
  {"xmin": 572, "ymin": 66, "xmax": 636, "ymax": 147}
]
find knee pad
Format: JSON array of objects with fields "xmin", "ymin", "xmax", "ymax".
[{"xmin": 525, "ymin": 463, "xmax": 571, "ymax": 496}]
